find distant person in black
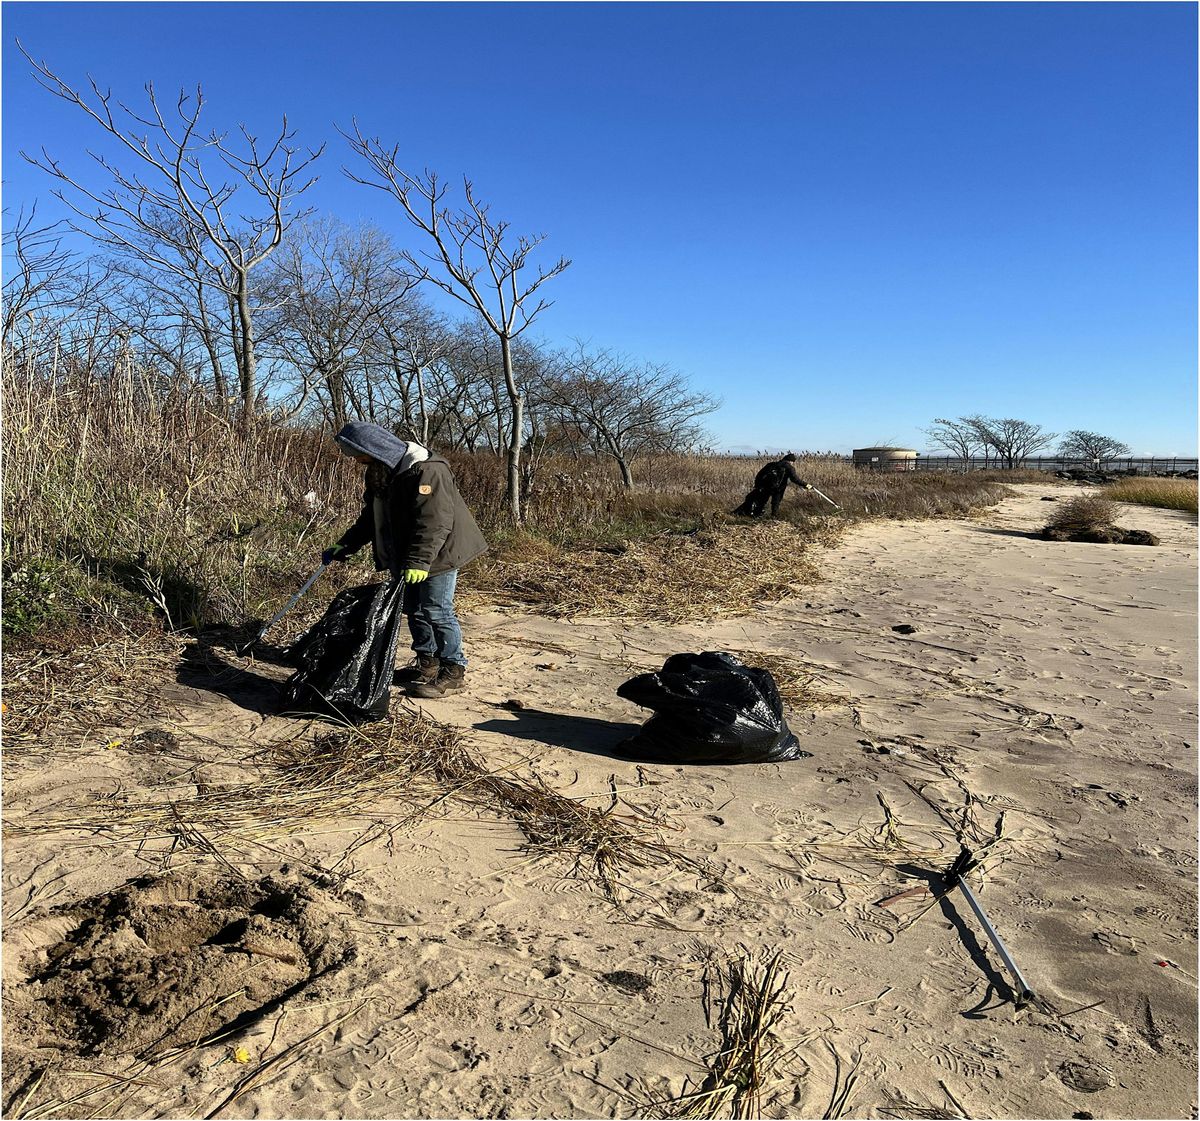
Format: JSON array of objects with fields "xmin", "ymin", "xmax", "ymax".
[{"xmin": 734, "ymin": 453, "xmax": 814, "ymax": 517}]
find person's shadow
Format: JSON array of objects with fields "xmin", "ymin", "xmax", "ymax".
[
  {"xmin": 474, "ymin": 707, "xmax": 651, "ymax": 762},
  {"xmin": 176, "ymin": 637, "xmax": 289, "ymax": 717}
]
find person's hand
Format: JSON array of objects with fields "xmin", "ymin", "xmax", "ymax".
[
  {"xmin": 322, "ymin": 544, "xmax": 347, "ymax": 564},
  {"xmin": 404, "ymin": 568, "xmax": 429, "ymax": 584}
]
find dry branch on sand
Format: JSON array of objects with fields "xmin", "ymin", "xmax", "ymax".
[{"xmin": 461, "ymin": 520, "xmax": 826, "ymax": 623}]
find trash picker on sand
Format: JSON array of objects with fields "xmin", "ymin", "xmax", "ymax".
[
  {"xmin": 943, "ymin": 845, "xmax": 1038, "ymax": 1008},
  {"xmin": 236, "ymin": 562, "xmax": 327, "ymax": 656}
]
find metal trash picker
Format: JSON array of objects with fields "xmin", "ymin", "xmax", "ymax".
[
  {"xmin": 235, "ymin": 562, "xmax": 327, "ymax": 656},
  {"xmin": 944, "ymin": 845, "xmax": 1038, "ymax": 1008},
  {"xmin": 808, "ymin": 485, "xmax": 842, "ymax": 511}
]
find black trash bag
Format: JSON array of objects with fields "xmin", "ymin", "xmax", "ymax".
[
  {"xmin": 281, "ymin": 581, "xmax": 406, "ymax": 723},
  {"xmin": 615, "ymin": 651, "xmax": 811, "ymax": 764}
]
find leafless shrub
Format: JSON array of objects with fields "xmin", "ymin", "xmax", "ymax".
[{"xmin": 1045, "ymin": 494, "xmax": 1118, "ymax": 533}]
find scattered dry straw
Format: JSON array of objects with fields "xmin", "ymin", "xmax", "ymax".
[
  {"xmin": 462, "ymin": 519, "xmax": 823, "ymax": 622},
  {"xmin": 1, "ymin": 624, "xmax": 184, "ymax": 757},
  {"xmin": 5, "ymin": 705, "xmax": 713, "ymax": 903}
]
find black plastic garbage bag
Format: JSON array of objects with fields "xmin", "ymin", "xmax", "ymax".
[
  {"xmin": 615, "ymin": 651, "xmax": 811, "ymax": 764},
  {"xmin": 281, "ymin": 581, "xmax": 406, "ymax": 723}
]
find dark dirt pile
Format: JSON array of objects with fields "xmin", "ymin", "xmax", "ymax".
[
  {"xmin": 1042, "ymin": 526, "xmax": 1160, "ymax": 545},
  {"xmin": 2, "ymin": 870, "xmax": 356, "ymax": 1095}
]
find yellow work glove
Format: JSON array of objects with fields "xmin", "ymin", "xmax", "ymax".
[{"xmin": 403, "ymin": 568, "xmax": 429, "ymax": 584}]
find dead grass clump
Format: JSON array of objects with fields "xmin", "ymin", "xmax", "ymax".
[
  {"xmin": 727, "ymin": 650, "xmax": 844, "ymax": 710},
  {"xmin": 1044, "ymin": 494, "xmax": 1118, "ymax": 534},
  {"xmin": 646, "ymin": 948, "xmax": 799, "ymax": 1119},
  {"xmin": 1, "ymin": 623, "xmax": 184, "ymax": 758},
  {"xmin": 1107, "ymin": 477, "xmax": 1197, "ymax": 513},
  {"xmin": 462, "ymin": 520, "xmax": 823, "ymax": 622}
]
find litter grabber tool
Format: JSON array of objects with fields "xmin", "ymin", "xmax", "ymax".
[
  {"xmin": 236, "ymin": 562, "xmax": 327, "ymax": 656},
  {"xmin": 943, "ymin": 845, "xmax": 1038, "ymax": 1008},
  {"xmin": 809, "ymin": 486, "xmax": 841, "ymax": 511}
]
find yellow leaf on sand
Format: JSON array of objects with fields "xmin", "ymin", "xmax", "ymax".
[
  {"xmin": 105, "ymin": 739, "xmax": 123, "ymax": 750},
  {"xmin": 232, "ymin": 1046, "xmax": 252, "ymax": 1064}
]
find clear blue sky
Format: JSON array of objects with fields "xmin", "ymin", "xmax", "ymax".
[{"xmin": 4, "ymin": 2, "xmax": 1196, "ymax": 454}]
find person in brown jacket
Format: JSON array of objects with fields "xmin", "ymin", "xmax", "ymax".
[{"xmin": 323, "ymin": 422, "xmax": 487, "ymax": 698}]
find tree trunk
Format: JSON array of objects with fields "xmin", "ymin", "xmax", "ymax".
[
  {"xmin": 600, "ymin": 432, "xmax": 638, "ymax": 489},
  {"xmin": 415, "ymin": 365, "xmax": 430, "ymax": 444},
  {"xmin": 325, "ymin": 364, "xmax": 348, "ymax": 429},
  {"xmin": 195, "ymin": 283, "xmax": 228, "ymax": 404},
  {"xmin": 499, "ymin": 333, "xmax": 523, "ymax": 524},
  {"xmin": 234, "ymin": 272, "xmax": 256, "ymax": 430}
]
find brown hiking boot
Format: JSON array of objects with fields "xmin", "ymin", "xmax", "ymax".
[
  {"xmin": 411, "ymin": 663, "xmax": 466, "ymax": 699},
  {"xmin": 395, "ymin": 654, "xmax": 439, "ymax": 686}
]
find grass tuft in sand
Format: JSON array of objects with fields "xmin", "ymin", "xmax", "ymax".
[{"xmin": 647, "ymin": 948, "xmax": 800, "ymax": 1119}]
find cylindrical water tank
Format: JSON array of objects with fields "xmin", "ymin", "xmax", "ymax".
[{"xmin": 852, "ymin": 447, "xmax": 919, "ymax": 472}]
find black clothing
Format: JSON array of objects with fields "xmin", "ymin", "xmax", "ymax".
[
  {"xmin": 335, "ymin": 456, "xmax": 488, "ymax": 577},
  {"xmin": 734, "ymin": 458, "xmax": 810, "ymax": 518}
]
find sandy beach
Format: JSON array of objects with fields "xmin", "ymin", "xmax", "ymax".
[{"xmin": 4, "ymin": 482, "xmax": 1196, "ymax": 1120}]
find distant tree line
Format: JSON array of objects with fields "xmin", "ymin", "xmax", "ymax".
[
  {"xmin": 3, "ymin": 51, "xmax": 718, "ymax": 523},
  {"xmin": 924, "ymin": 417, "xmax": 1131, "ymax": 470}
]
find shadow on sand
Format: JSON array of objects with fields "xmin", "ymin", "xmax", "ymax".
[
  {"xmin": 176, "ymin": 638, "xmax": 287, "ymax": 717},
  {"xmin": 894, "ymin": 860, "xmax": 1018, "ymax": 1016},
  {"xmin": 967, "ymin": 526, "xmax": 1044, "ymax": 541},
  {"xmin": 474, "ymin": 707, "xmax": 658, "ymax": 763}
]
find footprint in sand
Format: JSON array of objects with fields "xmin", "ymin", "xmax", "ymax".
[
  {"xmin": 1092, "ymin": 930, "xmax": 1139, "ymax": 955},
  {"xmin": 1057, "ymin": 1059, "xmax": 1114, "ymax": 1093}
]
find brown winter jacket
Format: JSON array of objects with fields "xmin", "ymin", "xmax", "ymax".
[{"xmin": 335, "ymin": 457, "xmax": 487, "ymax": 578}]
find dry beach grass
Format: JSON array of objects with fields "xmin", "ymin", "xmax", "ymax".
[{"xmin": 1106, "ymin": 476, "xmax": 1198, "ymax": 513}]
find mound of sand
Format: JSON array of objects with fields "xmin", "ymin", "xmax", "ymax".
[{"xmin": 3, "ymin": 870, "xmax": 355, "ymax": 1093}]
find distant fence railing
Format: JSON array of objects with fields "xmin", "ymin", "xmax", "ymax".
[{"xmin": 908, "ymin": 456, "xmax": 1199, "ymax": 474}]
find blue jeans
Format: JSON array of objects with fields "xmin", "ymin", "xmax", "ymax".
[{"xmin": 403, "ymin": 569, "xmax": 466, "ymax": 667}]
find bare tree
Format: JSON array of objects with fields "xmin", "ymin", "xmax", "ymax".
[
  {"xmin": 344, "ymin": 125, "xmax": 570, "ymax": 523},
  {"xmin": 375, "ymin": 299, "xmax": 454, "ymax": 444},
  {"xmin": 19, "ymin": 44, "xmax": 323, "ymax": 426},
  {"xmin": 971, "ymin": 417, "xmax": 1057, "ymax": 469},
  {"xmin": 1058, "ymin": 430, "xmax": 1131, "ymax": 467},
  {"xmin": 924, "ymin": 416, "xmax": 984, "ymax": 472},
  {"xmin": 1, "ymin": 205, "xmax": 109, "ymax": 350},
  {"xmin": 543, "ymin": 344, "xmax": 718, "ymax": 488},
  {"xmin": 264, "ymin": 218, "xmax": 417, "ymax": 429}
]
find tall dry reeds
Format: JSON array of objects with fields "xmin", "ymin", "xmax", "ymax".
[
  {"xmin": 3, "ymin": 351, "xmax": 1015, "ymax": 637},
  {"xmin": 3, "ymin": 354, "xmax": 359, "ymax": 632},
  {"xmin": 1105, "ymin": 477, "xmax": 1198, "ymax": 514}
]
